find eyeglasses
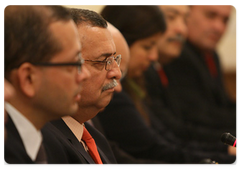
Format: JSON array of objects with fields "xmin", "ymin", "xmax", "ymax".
[
  {"xmin": 31, "ymin": 57, "xmax": 85, "ymax": 74},
  {"xmin": 85, "ymin": 54, "xmax": 121, "ymax": 71}
]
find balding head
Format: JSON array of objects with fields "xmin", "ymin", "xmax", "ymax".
[{"xmin": 107, "ymin": 23, "xmax": 130, "ymax": 92}]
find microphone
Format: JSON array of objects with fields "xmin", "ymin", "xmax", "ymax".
[{"xmin": 221, "ymin": 132, "xmax": 236, "ymax": 147}]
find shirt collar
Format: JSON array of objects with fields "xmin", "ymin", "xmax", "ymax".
[
  {"xmin": 5, "ymin": 102, "xmax": 42, "ymax": 161},
  {"xmin": 62, "ymin": 116, "xmax": 84, "ymax": 142}
]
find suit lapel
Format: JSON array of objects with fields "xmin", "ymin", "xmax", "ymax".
[
  {"xmin": 50, "ymin": 119, "xmax": 95, "ymax": 164},
  {"xmin": 97, "ymin": 147, "xmax": 109, "ymax": 163},
  {"xmin": 5, "ymin": 115, "xmax": 34, "ymax": 163}
]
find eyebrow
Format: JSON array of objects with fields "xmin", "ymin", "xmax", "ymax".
[
  {"xmin": 96, "ymin": 52, "xmax": 116, "ymax": 60},
  {"xmin": 164, "ymin": 8, "xmax": 189, "ymax": 18},
  {"xmin": 164, "ymin": 8, "xmax": 179, "ymax": 14}
]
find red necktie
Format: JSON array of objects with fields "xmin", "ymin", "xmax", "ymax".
[
  {"xmin": 204, "ymin": 53, "xmax": 218, "ymax": 78},
  {"xmin": 157, "ymin": 68, "xmax": 169, "ymax": 87},
  {"xmin": 82, "ymin": 126, "xmax": 103, "ymax": 164}
]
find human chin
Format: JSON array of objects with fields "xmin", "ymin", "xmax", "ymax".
[
  {"xmin": 68, "ymin": 103, "xmax": 79, "ymax": 116},
  {"xmin": 98, "ymin": 93, "xmax": 113, "ymax": 107}
]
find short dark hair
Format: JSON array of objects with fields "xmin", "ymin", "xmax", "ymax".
[
  {"xmin": 68, "ymin": 8, "xmax": 107, "ymax": 28},
  {"xmin": 101, "ymin": 5, "xmax": 166, "ymax": 46},
  {"xmin": 4, "ymin": 5, "xmax": 72, "ymax": 79}
]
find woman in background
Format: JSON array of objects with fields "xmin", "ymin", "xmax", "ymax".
[{"xmin": 96, "ymin": 6, "xmax": 235, "ymax": 163}]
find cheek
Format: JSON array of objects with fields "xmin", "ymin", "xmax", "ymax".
[
  {"xmin": 81, "ymin": 74, "xmax": 104, "ymax": 94},
  {"xmin": 128, "ymin": 57, "xmax": 139, "ymax": 71},
  {"xmin": 55, "ymin": 75, "xmax": 76, "ymax": 93},
  {"xmin": 130, "ymin": 50, "xmax": 145, "ymax": 67}
]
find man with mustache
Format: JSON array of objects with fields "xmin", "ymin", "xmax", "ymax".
[
  {"xmin": 145, "ymin": 5, "xmax": 190, "ymax": 137},
  {"xmin": 4, "ymin": 5, "xmax": 90, "ymax": 163},
  {"xmin": 145, "ymin": 5, "xmax": 236, "ymax": 159},
  {"xmin": 156, "ymin": 5, "xmax": 189, "ymax": 65},
  {"xmin": 42, "ymin": 8, "xmax": 121, "ymax": 163}
]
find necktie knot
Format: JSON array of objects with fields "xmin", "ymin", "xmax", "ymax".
[
  {"xmin": 158, "ymin": 68, "xmax": 168, "ymax": 87},
  {"xmin": 204, "ymin": 52, "xmax": 218, "ymax": 78},
  {"xmin": 82, "ymin": 127, "xmax": 93, "ymax": 141}
]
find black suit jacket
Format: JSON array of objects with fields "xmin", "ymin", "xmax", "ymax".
[
  {"xmin": 43, "ymin": 119, "xmax": 116, "ymax": 164},
  {"xmin": 96, "ymin": 90, "xmax": 236, "ymax": 163},
  {"xmin": 5, "ymin": 116, "xmax": 34, "ymax": 164},
  {"xmin": 42, "ymin": 122, "xmax": 86, "ymax": 163},
  {"xmin": 145, "ymin": 41, "xmax": 236, "ymax": 140}
]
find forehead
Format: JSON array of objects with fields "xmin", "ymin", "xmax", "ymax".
[
  {"xmin": 113, "ymin": 34, "xmax": 130, "ymax": 71},
  {"xmin": 49, "ymin": 20, "xmax": 81, "ymax": 61},
  {"xmin": 160, "ymin": 5, "xmax": 190, "ymax": 15},
  {"xmin": 192, "ymin": 5, "xmax": 231, "ymax": 17},
  {"xmin": 78, "ymin": 25, "xmax": 116, "ymax": 60}
]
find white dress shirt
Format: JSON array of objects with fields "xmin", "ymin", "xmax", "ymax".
[{"xmin": 5, "ymin": 102, "xmax": 42, "ymax": 161}]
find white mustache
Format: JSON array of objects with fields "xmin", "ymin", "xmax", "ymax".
[{"xmin": 102, "ymin": 79, "xmax": 118, "ymax": 92}]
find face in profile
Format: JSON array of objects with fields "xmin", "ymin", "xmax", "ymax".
[
  {"xmin": 78, "ymin": 25, "xmax": 122, "ymax": 113},
  {"xmin": 157, "ymin": 5, "xmax": 189, "ymax": 64},
  {"xmin": 186, "ymin": 5, "xmax": 232, "ymax": 51},
  {"xmin": 108, "ymin": 24, "xmax": 130, "ymax": 93},
  {"xmin": 34, "ymin": 20, "xmax": 89, "ymax": 118},
  {"xmin": 127, "ymin": 33, "xmax": 162, "ymax": 78}
]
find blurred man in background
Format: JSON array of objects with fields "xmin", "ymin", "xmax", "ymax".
[{"xmin": 145, "ymin": 5, "xmax": 236, "ymax": 160}]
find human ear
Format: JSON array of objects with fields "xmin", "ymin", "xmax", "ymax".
[{"xmin": 17, "ymin": 63, "xmax": 37, "ymax": 97}]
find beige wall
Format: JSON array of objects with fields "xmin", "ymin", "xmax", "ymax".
[
  {"xmin": 217, "ymin": 6, "xmax": 236, "ymax": 72},
  {"xmin": 65, "ymin": 5, "xmax": 104, "ymax": 13},
  {"xmin": 65, "ymin": 5, "xmax": 236, "ymax": 73}
]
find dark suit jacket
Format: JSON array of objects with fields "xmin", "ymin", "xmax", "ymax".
[
  {"xmin": 5, "ymin": 116, "xmax": 34, "ymax": 164},
  {"xmin": 96, "ymin": 90, "xmax": 236, "ymax": 163},
  {"xmin": 145, "ymin": 41, "xmax": 235, "ymax": 143},
  {"xmin": 43, "ymin": 119, "xmax": 116, "ymax": 164},
  {"xmin": 92, "ymin": 116, "xmax": 162, "ymax": 164},
  {"xmin": 42, "ymin": 122, "xmax": 86, "ymax": 163}
]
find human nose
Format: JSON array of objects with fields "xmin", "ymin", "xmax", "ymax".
[
  {"xmin": 174, "ymin": 18, "xmax": 188, "ymax": 37},
  {"xmin": 107, "ymin": 61, "xmax": 122, "ymax": 80},
  {"xmin": 76, "ymin": 64, "xmax": 91, "ymax": 84},
  {"xmin": 148, "ymin": 46, "xmax": 159, "ymax": 61}
]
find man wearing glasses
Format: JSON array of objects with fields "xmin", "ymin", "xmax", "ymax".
[
  {"xmin": 42, "ymin": 8, "xmax": 121, "ymax": 163},
  {"xmin": 4, "ymin": 6, "xmax": 90, "ymax": 163}
]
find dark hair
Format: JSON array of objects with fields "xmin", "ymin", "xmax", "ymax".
[
  {"xmin": 68, "ymin": 8, "xmax": 107, "ymax": 28},
  {"xmin": 101, "ymin": 5, "xmax": 166, "ymax": 46},
  {"xmin": 4, "ymin": 5, "xmax": 72, "ymax": 79}
]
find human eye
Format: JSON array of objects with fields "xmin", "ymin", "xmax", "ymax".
[
  {"xmin": 166, "ymin": 12, "xmax": 176, "ymax": 21},
  {"xmin": 142, "ymin": 45, "xmax": 152, "ymax": 51},
  {"xmin": 204, "ymin": 11, "xmax": 217, "ymax": 20},
  {"xmin": 106, "ymin": 58, "xmax": 113, "ymax": 65}
]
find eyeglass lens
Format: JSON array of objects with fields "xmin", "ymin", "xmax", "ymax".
[{"xmin": 105, "ymin": 55, "xmax": 121, "ymax": 71}]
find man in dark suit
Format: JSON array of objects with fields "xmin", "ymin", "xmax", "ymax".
[
  {"xmin": 42, "ymin": 8, "xmax": 121, "ymax": 164},
  {"xmin": 4, "ymin": 6, "xmax": 90, "ymax": 163},
  {"xmin": 145, "ymin": 5, "xmax": 236, "ymax": 157}
]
